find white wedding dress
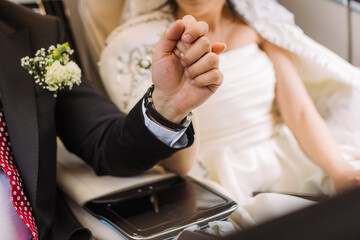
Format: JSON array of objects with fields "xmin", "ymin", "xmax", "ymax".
[
  {"xmin": 99, "ymin": 7, "xmax": 360, "ymax": 228},
  {"xmin": 196, "ymin": 43, "xmax": 360, "ymax": 227}
]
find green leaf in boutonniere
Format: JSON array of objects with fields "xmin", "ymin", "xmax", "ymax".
[{"xmin": 21, "ymin": 42, "xmax": 81, "ymax": 97}]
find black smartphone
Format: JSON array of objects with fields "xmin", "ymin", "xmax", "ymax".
[{"xmin": 84, "ymin": 176, "xmax": 238, "ymax": 240}]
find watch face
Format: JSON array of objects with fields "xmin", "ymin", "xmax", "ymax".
[
  {"xmin": 181, "ymin": 111, "xmax": 193, "ymax": 128},
  {"xmin": 144, "ymin": 84, "xmax": 155, "ymax": 107}
]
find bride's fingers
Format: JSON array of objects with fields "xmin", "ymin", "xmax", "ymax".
[
  {"xmin": 186, "ymin": 52, "xmax": 219, "ymax": 79},
  {"xmin": 173, "ymin": 47, "xmax": 182, "ymax": 58},
  {"xmin": 175, "ymin": 42, "xmax": 226, "ymax": 59},
  {"xmin": 180, "ymin": 37, "xmax": 212, "ymax": 66},
  {"xmin": 212, "ymin": 43, "xmax": 227, "ymax": 55},
  {"xmin": 175, "ymin": 40, "xmax": 189, "ymax": 56},
  {"xmin": 191, "ymin": 68, "xmax": 223, "ymax": 93},
  {"xmin": 174, "ymin": 20, "xmax": 209, "ymax": 54},
  {"xmin": 182, "ymin": 15, "xmax": 197, "ymax": 27},
  {"xmin": 173, "ymin": 47, "xmax": 188, "ymax": 68},
  {"xmin": 181, "ymin": 16, "xmax": 209, "ymax": 44}
]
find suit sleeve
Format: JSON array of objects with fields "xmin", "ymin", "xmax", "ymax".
[{"xmin": 53, "ymin": 25, "xmax": 194, "ymax": 177}]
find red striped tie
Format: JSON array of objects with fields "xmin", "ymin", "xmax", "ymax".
[{"xmin": 0, "ymin": 107, "xmax": 38, "ymax": 239}]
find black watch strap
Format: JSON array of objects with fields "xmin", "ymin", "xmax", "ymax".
[{"xmin": 144, "ymin": 85, "xmax": 192, "ymax": 131}]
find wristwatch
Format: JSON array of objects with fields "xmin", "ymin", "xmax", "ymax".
[{"xmin": 144, "ymin": 85, "xmax": 193, "ymax": 131}]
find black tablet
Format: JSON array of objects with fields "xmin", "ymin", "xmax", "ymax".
[{"xmin": 84, "ymin": 176, "xmax": 237, "ymax": 240}]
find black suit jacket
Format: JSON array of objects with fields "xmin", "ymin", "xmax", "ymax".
[{"xmin": 0, "ymin": 1, "xmax": 194, "ymax": 239}]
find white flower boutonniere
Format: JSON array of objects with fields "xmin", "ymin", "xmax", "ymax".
[{"xmin": 21, "ymin": 42, "xmax": 81, "ymax": 97}]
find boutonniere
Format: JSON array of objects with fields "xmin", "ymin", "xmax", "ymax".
[{"xmin": 21, "ymin": 42, "xmax": 81, "ymax": 97}]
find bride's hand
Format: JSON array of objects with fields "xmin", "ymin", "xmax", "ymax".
[
  {"xmin": 151, "ymin": 15, "xmax": 226, "ymax": 124},
  {"xmin": 331, "ymin": 165, "xmax": 360, "ymax": 193}
]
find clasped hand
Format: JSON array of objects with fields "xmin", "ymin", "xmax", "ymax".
[{"xmin": 151, "ymin": 15, "xmax": 226, "ymax": 124}]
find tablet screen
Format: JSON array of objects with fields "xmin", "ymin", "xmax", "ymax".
[{"xmin": 107, "ymin": 180, "xmax": 228, "ymax": 231}]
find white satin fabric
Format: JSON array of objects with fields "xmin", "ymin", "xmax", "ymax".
[
  {"xmin": 99, "ymin": 3, "xmax": 360, "ymax": 228},
  {"xmin": 197, "ymin": 43, "xmax": 360, "ymax": 227}
]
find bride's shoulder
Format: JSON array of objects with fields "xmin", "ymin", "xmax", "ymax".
[{"xmin": 104, "ymin": 10, "xmax": 175, "ymax": 49}]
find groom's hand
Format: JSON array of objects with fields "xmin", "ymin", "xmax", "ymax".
[{"xmin": 151, "ymin": 15, "xmax": 225, "ymax": 124}]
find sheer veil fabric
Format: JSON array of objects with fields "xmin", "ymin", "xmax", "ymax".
[{"xmin": 99, "ymin": 0, "xmax": 360, "ymax": 229}]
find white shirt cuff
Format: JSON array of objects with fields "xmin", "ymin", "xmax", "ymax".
[{"xmin": 142, "ymin": 100, "xmax": 189, "ymax": 148}]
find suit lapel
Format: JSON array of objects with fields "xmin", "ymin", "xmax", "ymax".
[{"xmin": 0, "ymin": 28, "xmax": 39, "ymax": 206}]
